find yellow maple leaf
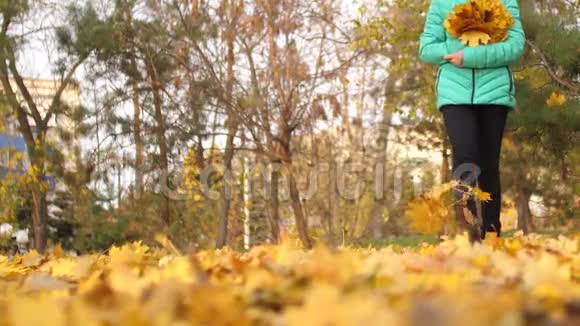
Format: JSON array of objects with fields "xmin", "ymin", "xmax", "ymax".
[
  {"xmin": 546, "ymin": 92, "xmax": 567, "ymax": 107},
  {"xmin": 472, "ymin": 186, "xmax": 492, "ymax": 202},
  {"xmin": 460, "ymin": 30, "xmax": 491, "ymax": 47},
  {"xmin": 502, "ymin": 137, "xmax": 514, "ymax": 149},
  {"xmin": 0, "ymin": 259, "xmax": 28, "ymax": 279},
  {"xmin": 107, "ymin": 265, "xmax": 148, "ymax": 298},
  {"xmin": 21, "ymin": 250, "xmax": 44, "ymax": 268},
  {"xmin": 285, "ymin": 283, "xmax": 399, "ymax": 325},
  {"xmin": 405, "ymin": 196, "xmax": 449, "ymax": 235},
  {"xmin": 483, "ymin": 232, "xmax": 502, "ymax": 247},
  {"xmin": 52, "ymin": 243, "xmax": 64, "ymax": 258},
  {"xmin": 22, "ymin": 273, "xmax": 74, "ymax": 291},
  {"xmin": 155, "ymin": 233, "xmax": 182, "ymax": 256},
  {"xmin": 429, "ymin": 180, "xmax": 460, "ymax": 198},
  {"xmin": 444, "ymin": 0, "xmax": 515, "ymax": 46},
  {"xmin": 47, "ymin": 256, "xmax": 95, "ymax": 280},
  {"xmin": 109, "ymin": 241, "xmax": 150, "ymax": 266},
  {"xmin": 48, "ymin": 258, "xmax": 76, "ymax": 277},
  {"xmin": 5, "ymin": 295, "xmax": 65, "ymax": 326}
]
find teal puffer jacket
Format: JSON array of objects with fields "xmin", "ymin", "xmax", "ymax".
[{"xmin": 418, "ymin": 0, "xmax": 525, "ymax": 112}]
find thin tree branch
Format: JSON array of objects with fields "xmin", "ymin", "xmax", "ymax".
[
  {"xmin": 43, "ymin": 54, "xmax": 89, "ymax": 129},
  {"xmin": 525, "ymin": 39, "xmax": 579, "ymax": 94}
]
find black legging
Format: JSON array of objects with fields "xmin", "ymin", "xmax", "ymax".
[{"xmin": 441, "ymin": 104, "xmax": 509, "ymax": 237}]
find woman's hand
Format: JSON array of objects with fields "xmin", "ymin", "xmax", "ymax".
[{"xmin": 444, "ymin": 50, "xmax": 464, "ymax": 67}]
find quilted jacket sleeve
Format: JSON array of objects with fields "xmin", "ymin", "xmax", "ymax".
[
  {"xmin": 462, "ymin": 0, "xmax": 525, "ymax": 68},
  {"xmin": 418, "ymin": 0, "xmax": 449, "ymax": 65}
]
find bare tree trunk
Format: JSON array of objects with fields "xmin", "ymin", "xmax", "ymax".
[
  {"xmin": 216, "ymin": 2, "xmax": 238, "ymax": 248},
  {"xmin": 196, "ymin": 135, "xmax": 205, "ymax": 169},
  {"xmin": 147, "ymin": 60, "xmax": 171, "ymax": 227},
  {"xmin": 30, "ymin": 172, "xmax": 48, "ymax": 252},
  {"xmin": 191, "ymin": 0, "xmax": 199, "ymax": 19},
  {"xmin": 287, "ymin": 164, "xmax": 313, "ymax": 249},
  {"xmin": 517, "ymin": 188, "xmax": 532, "ymax": 234},
  {"xmin": 269, "ymin": 164, "xmax": 281, "ymax": 243},
  {"xmin": 263, "ymin": 1, "xmax": 310, "ymax": 247},
  {"xmin": 322, "ymin": 210, "xmax": 336, "ymax": 247},
  {"xmin": 243, "ymin": 43, "xmax": 277, "ymax": 243},
  {"xmin": 130, "ymin": 46, "xmax": 144, "ymax": 197},
  {"xmin": 124, "ymin": 3, "xmax": 144, "ymax": 198},
  {"xmin": 328, "ymin": 158, "xmax": 338, "ymax": 245},
  {"xmin": 216, "ymin": 131, "xmax": 235, "ymax": 248},
  {"xmin": 363, "ymin": 110, "xmax": 392, "ymax": 240},
  {"xmin": 277, "ymin": 126, "xmax": 312, "ymax": 248},
  {"xmin": 117, "ymin": 162, "xmax": 122, "ymax": 206},
  {"xmin": 241, "ymin": 155, "xmax": 251, "ymax": 249}
]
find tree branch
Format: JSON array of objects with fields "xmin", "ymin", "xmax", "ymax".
[
  {"xmin": 6, "ymin": 44, "xmax": 43, "ymax": 125},
  {"xmin": 42, "ymin": 54, "xmax": 88, "ymax": 129},
  {"xmin": 525, "ymin": 39, "xmax": 579, "ymax": 94},
  {"xmin": 0, "ymin": 14, "xmax": 36, "ymax": 149}
]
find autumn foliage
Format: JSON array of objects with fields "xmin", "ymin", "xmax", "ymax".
[
  {"xmin": 2, "ymin": 233, "xmax": 580, "ymax": 325},
  {"xmin": 404, "ymin": 180, "xmax": 492, "ymax": 235},
  {"xmin": 444, "ymin": 0, "xmax": 515, "ymax": 47},
  {"xmin": 546, "ymin": 92, "xmax": 568, "ymax": 108}
]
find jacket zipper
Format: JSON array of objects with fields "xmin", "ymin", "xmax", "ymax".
[
  {"xmin": 470, "ymin": 68, "xmax": 475, "ymax": 104},
  {"xmin": 506, "ymin": 66, "xmax": 513, "ymax": 97},
  {"xmin": 435, "ymin": 67, "xmax": 442, "ymax": 96}
]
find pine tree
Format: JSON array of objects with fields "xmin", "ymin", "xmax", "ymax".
[{"xmin": 502, "ymin": 0, "xmax": 579, "ymax": 232}]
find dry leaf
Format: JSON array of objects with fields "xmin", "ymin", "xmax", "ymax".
[
  {"xmin": 21, "ymin": 250, "xmax": 44, "ymax": 268},
  {"xmin": 444, "ymin": 0, "xmax": 515, "ymax": 47},
  {"xmin": 1, "ymin": 233, "xmax": 580, "ymax": 325},
  {"xmin": 546, "ymin": 92, "xmax": 567, "ymax": 107},
  {"xmin": 405, "ymin": 196, "xmax": 450, "ymax": 235},
  {"xmin": 459, "ymin": 30, "xmax": 491, "ymax": 47},
  {"xmin": 472, "ymin": 186, "xmax": 492, "ymax": 202}
]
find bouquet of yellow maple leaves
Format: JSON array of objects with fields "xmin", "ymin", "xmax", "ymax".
[{"xmin": 444, "ymin": 0, "xmax": 515, "ymax": 47}]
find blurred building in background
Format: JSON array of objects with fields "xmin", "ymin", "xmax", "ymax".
[{"xmin": 0, "ymin": 78, "xmax": 81, "ymax": 247}]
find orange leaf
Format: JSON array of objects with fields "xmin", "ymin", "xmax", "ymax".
[{"xmin": 546, "ymin": 92, "xmax": 567, "ymax": 107}]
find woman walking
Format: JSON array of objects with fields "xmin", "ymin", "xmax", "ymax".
[{"xmin": 418, "ymin": 0, "xmax": 525, "ymax": 240}]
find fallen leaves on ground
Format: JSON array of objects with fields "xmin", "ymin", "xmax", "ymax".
[{"xmin": 1, "ymin": 233, "xmax": 580, "ymax": 325}]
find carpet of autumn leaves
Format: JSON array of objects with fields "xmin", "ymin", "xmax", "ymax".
[{"xmin": 1, "ymin": 233, "xmax": 580, "ymax": 326}]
